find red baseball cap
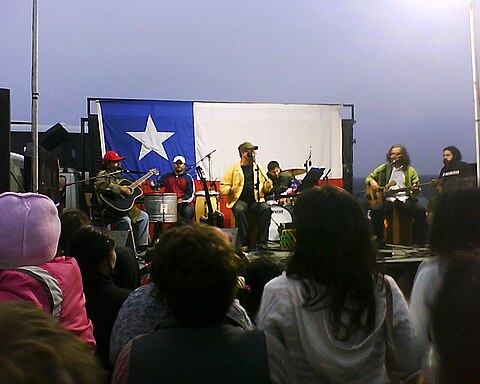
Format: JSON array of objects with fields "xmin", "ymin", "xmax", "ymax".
[{"xmin": 103, "ymin": 151, "xmax": 125, "ymax": 162}]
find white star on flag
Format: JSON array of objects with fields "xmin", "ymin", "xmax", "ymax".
[{"xmin": 127, "ymin": 115, "xmax": 175, "ymax": 160}]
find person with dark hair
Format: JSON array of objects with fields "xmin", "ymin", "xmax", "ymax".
[
  {"xmin": 95, "ymin": 150, "xmax": 150, "ymax": 253},
  {"xmin": 59, "ymin": 208, "xmax": 140, "ymax": 291},
  {"xmin": 68, "ymin": 226, "xmax": 131, "ymax": 372},
  {"xmin": 153, "ymin": 155, "xmax": 195, "ymax": 223},
  {"xmin": 365, "ymin": 144, "xmax": 426, "ymax": 245},
  {"xmin": 111, "ymin": 223, "xmax": 295, "ymax": 384},
  {"xmin": 438, "ymin": 145, "xmax": 475, "ymax": 191},
  {"xmin": 410, "ymin": 188, "xmax": 480, "ymax": 364},
  {"xmin": 257, "ymin": 186, "xmax": 420, "ymax": 383},
  {"xmin": 0, "ymin": 301, "xmax": 105, "ymax": 384},
  {"xmin": 265, "ymin": 160, "xmax": 295, "ymax": 203},
  {"xmin": 237, "ymin": 256, "xmax": 282, "ymax": 323},
  {"xmin": 221, "ymin": 142, "xmax": 273, "ymax": 251},
  {"xmin": 429, "ymin": 255, "xmax": 480, "ymax": 384},
  {"xmin": 57, "ymin": 208, "xmax": 91, "ymax": 256},
  {"xmin": 0, "ymin": 192, "xmax": 95, "ymax": 349}
]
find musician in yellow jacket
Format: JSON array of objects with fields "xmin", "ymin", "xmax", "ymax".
[
  {"xmin": 95, "ymin": 151, "xmax": 149, "ymax": 253},
  {"xmin": 221, "ymin": 142, "xmax": 273, "ymax": 251}
]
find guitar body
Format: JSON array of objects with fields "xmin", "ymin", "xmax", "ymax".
[
  {"xmin": 365, "ymin": 180, "xmax": 435, "ymax": 209},
  {"xmin": 200, "ymin": 211, "xmax": 224, "ymax": 228},
  {"xmin": 196, "ymin": 166, "xmax": 224, "ymax": 228},
  {"xmin": 100, "ymin": 179, "xmax": 143, "ymax": 212}
]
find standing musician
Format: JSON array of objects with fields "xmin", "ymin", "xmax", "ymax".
[
  {"xmin": 95, "ymin": 151, "xmax": 150, "ymax": 253},
  {"xmin": 220, "ymin": 142, "xmax": 273, "ymax": 251},
  {"xmin": 154, "ymin": 155, "xmax": 195, "ymax": 223},
  {"xmin": 265, "ymin": 161, "xmax": 295, "ymax": 205},
  {"xmin": 438, "ymin": 146, "xmax": 475, "ymax": 191},
  {"xmin": 365, "ymin": 144, "xmax": 426, "ymax": 246}
]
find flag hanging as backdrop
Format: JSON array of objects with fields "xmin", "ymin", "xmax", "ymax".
[{"xmin": 97, "ymin": 99, "xmax": 344, "ymax": 183}]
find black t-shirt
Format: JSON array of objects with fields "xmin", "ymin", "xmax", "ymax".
[
  {"xmin": 239, "ymin": 164, "xmax": 255, "ymax": 204},
  {"xmin": 439, "ymin": 161, "xmax": 475, "ymax": 191}
]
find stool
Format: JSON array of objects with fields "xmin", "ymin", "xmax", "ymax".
[{"xmin": 383, "ymin": 207, "xmax": 413, "ymax": 245}]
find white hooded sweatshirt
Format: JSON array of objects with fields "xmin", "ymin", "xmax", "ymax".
[{"xmin": 257, "ymin": 273, "xmax": 420, "ymax": 384}]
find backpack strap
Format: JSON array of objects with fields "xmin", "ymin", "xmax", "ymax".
[{"xmin": 17, "ymin": 266, "xmax": 63, "ymax": 320}]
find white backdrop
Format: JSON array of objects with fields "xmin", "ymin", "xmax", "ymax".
[{"xmin": 194, "ymin": 102, "xmax": 344, "ymax": 181}]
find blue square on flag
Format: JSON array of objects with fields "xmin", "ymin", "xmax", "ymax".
[{"xmin": 98, "ymin": 99, "xmax": 195, "ymax": 178}]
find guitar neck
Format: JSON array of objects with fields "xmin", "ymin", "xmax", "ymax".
[{"xmin": 129, "ymin": 171, "xmax": 154, "ymax": 189}]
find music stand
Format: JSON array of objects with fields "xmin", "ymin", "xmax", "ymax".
[{"xmin": 296, "ymin": 167, "xmax": 325, "ymax": 193}]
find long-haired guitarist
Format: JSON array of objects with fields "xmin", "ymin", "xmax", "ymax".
[
  {"xmin": 95, "ymin": 151, "xmax": 150, "ymax": 253},
  {"xmin": 365, "ymin": 145, "xmax": 426, "ymax": 246}
]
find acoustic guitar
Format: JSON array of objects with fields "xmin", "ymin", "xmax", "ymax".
[
  {"xmin": 365, "ymin": 180, "xmax": 436, "ymax": 209},
  {"xmin": 100, "ymin": 169, "xmax": 159, "ymax": 212},
  {"xmin": 196, "ymin": 166, "xmax": 224, "ymax": 227}
]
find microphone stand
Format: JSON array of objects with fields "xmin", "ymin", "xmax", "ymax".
[
  {"xmin": 184, "ymin": 149, "xmax": 217, "ymax": 173},
  {"xmin": 64, "ymin": 170, "xmax": 123, "ymax": 187}
]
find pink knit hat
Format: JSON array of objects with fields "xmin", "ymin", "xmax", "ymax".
[{"xmin": 0, "ymin": 192, "xmax": 61, "ymax": 269}]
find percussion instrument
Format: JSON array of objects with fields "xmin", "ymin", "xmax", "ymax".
[
  {"xmin": 268, "ymin": 204, "xmax": 293, "ymax": 242},
  {"xmin": 144, "ymin": 193, "xmax": 177, "ymax": 222}
]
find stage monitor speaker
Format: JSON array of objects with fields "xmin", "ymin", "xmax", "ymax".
[
  {"xmin": 24, "ymin": 144, "xmax": 60, "ymax": 203},
  {"xmin": 40, "ymin": 123, "xmax": 69, "ymax": 151},
  {"xmin": 109, "ymin": 229, "xmax": 135, "ymax": 250},
  {"xmin": 0, "ymin": 89, "xmax": 11, "ymax": 193},
  {"xmin": 219, "ymin": 228, "xmax": 238, "ymax": 249}
]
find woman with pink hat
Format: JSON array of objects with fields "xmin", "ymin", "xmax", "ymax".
[{"xmin": 0, "ymin": 192, "xmax": 95, "ymax": 349}]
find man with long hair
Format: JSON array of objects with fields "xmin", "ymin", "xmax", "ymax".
[{"xmin": 365, "ymin": 144, "xmax": 426, "ymax": 246}]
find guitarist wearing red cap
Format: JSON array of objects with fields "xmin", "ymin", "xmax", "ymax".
[{"xmin": 95, "ymin": 151, "xmax": 150, "ymax": 253}]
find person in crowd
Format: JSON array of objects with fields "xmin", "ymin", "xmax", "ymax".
[
  {"xmin": 0, "ymin": 192, "xmax": 95, "ymax": 349},
  {"xmin": 365, "ymin": 144, "xmax": 426, "ymax": 246},
  {"xmin": 95, "ymin": 150, "xmax": 150, "ymax": 253},
  {"xmin": 111, "ymin": 223, "xmax": 295, "ymax": 384},
  {"xmin": 265, "ymin": 160, "xmax": 295, "ymax": 204},
  {"xmin": 0, "ymin": 301, "xmax": 105, "ymax": 384},
  {"xmin": 68, "ymin": 226, "xmax": 131, "ymax": 372},
  {"xmin": 220, "ymin": 142, "xmax": 273, "ymax": 251},
  {"xmin": 109, "ymin": 222, "xmax": 254, "ymax": 364},
  {"xmin": 257, "ymin": 185, "xmax": 420, "ymax": 383},
  {"xmin": 59, "ymin": 208, "xmax": 140, "ymax": 291},
  {"xmin": 410, "ymin": 188, "xmax": 480, "ymax": 364},
  {"xmin": 237, "ymin": 255, "xmax": 283, "ymax": 323},
  {"xmin": 429, "ymin": 255, "xmax": 480, "ymax": 384},
  {"xmin": 154, "ymin": 155, "xmax": 195, "ymax": 223}
]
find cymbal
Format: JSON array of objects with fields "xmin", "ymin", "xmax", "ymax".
[{"xmin": 279, "ymin": 168, "xmax": 306, "ymax": 177}]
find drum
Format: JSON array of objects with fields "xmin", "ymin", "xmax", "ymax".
[
  {"xmin": 268, "ymin": 205, "xmax": 293, "ymax": 242},
  {"xmin": 194, "ymin": 191, "xmax": 219, "ymax": 222},
  {"xmin": 144, "ymin": 193, "xmax": 177, "ymax": 222}
]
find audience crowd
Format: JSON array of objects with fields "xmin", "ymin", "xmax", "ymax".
[{"xmin": 0, "ymin": 186, "xmax": 479, "ymax": 383}]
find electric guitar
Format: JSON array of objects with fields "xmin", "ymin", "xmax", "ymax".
[
  {"xmin": 100, "ymin": 169, "xmax": 159, "ymax": 212},
  {"xmin": 196, "ymin": 166, "xmax": 224, "ymax": 227},
  {"xmin": 365, "ymin": 180, "xmax": 437, "ymax": 209}
]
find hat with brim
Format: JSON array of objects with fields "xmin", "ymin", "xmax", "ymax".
[
  {"xmin": 173, "ymin": 155, "xmax": 186, "ymax": 164},
  {"xmin": 103, "ymin": 151, "xmax": 125, "ymax": 162},
  {"xmin": 238, "ymin": 142, "xmax": 258, "ymax": 152}
]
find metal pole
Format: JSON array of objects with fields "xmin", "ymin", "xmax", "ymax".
[
  {"xmin": 469, "ymin": 0, "xmax": 480, "ymax": 187},
  {"xmin": 32, "ymin": 0, "xmax": 39, "ymax": 192}
]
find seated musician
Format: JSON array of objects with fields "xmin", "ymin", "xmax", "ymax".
[
  {"xmin": 95, "ymin": 151, "xmax": 150, "ymax": 253},
  {"xmin": 365, "ymin": 144, "xmax": 426, "ymax": 246},
  {"xmin": 220, "ymin": 142, "xmax": 273, "ymax": 251},
  {"xmin": 265, "ymin": 161, "xmax": 295, "ymax": 206},
  {"xmin": 154, "ymin": 155, "xmax": 195, "ymax": 223}
]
